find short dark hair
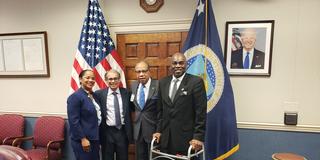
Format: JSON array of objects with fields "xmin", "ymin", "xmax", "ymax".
[{"xmin": 79, "ymin": 69, "xmax": 93, "ymax": 79}]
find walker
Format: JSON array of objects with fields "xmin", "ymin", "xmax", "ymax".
[{"xmin": 149, "ymin": 138, "xmax": 205, "ymax": 160}]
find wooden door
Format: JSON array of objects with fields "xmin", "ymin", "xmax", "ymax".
[
  {"xmin": 117, "ymin": 31, "xmax": 187, "ymax": 160},
  {"xmin": 117, "ymin": 31, "xmax": 188, "ymax": 87}
]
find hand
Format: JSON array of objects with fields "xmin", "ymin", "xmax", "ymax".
[
  {"xmin": 189, "ymin": 139, "xmax": 203, "ymax": 151},
  {"xmin": 152, "ymin": 132, "xmax": 161, "ymax": 143},
  {"xmin": 81, "ymin": 138, "xmax": 90, "ymax": 152}
]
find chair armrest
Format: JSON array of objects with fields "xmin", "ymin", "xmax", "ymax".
[
  {"xmin": 47, "ymin": 139, "xmax": 64, "ymax": 160},
  {"xmin": 12, "ymin": 136, "xmax": 34, "ymax": 147},
  {"xmin": 47, "ymin": 139, "xmax": 64, "ymax": 149},
  {"xmin": 2, "ymin": 136, "xmax": 23, "ymax": 145}
]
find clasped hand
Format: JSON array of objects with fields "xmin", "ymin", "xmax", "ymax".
[
  {"xmin": 189, "ymin": 139, "xmax": 203, "ymax": 151},
  {"xmin": 81, "ymin": 137, "xmax": 90, "ymax": 152}
]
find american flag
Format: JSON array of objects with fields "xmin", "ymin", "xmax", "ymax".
[{"xmin": 70, "ymin": 0, "xmax": 126, "ymax": 92}]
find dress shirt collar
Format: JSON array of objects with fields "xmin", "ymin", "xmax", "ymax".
[
  {"xmin": 140, "ymin": 78, "xmax": 151, "ymax": 89},
  {"xmin": 243, "ymin": 48, "xmax": 254, "ymax": 55},
  {"xmin": 108, "ymin": 87, "xmax": 120, "ymax": 95},
  {"xmin": 172, "ymin": 73, "xmax": 186, "ymax": 82}
]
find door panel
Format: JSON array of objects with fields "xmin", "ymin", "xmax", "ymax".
[{"xmin": 117, "ymin": 32, "xmax": 188, "ymax": 88}]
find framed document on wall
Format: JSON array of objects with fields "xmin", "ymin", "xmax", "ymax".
[
  {"xmin": 0, "ymin": 31, "xmax": 50, "ymax": 77},
  {"xmin": 224, "ymin": 20, "xmax": 274, "ymax": 76}
]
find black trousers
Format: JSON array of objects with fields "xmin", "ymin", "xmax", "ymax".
[
  {"xmin": 101, "ymin": 126, "xmax": 128, "ymax": 160},
  {"xmin": 135, "ymin": 133, "xmax": 150, "ymax": 160}
]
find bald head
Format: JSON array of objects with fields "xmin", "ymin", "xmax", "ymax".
[
  {"xmin": 135, "ymin": 60, "xmax": 151, "ymax": 84},
  {"xmin": 172, "ymin": 53, "xmax": 186, "ymax": 61}
]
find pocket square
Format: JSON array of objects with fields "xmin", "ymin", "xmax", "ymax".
[{"xmin": 180, "ymin": 91, "xmax": 188, "ymax": 96}]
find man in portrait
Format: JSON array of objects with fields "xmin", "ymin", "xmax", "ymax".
[{"xmin": 230, "ymin": 28, "xmax": 265, "ymax": 69}]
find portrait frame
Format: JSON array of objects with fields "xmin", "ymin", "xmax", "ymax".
[
  {"xmin": 0, "ymin": 31, "xmax": 50, "ymax": 78},
  {"xmin": 224, "ymin": 20, "xmax": 274, "ymax": 76}
]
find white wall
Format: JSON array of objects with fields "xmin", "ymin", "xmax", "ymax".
[
  {"xmin": 216, "ymin": 0, "xmax": 320, "ymax": 129},
  {"xmin": 0, "ymin": 0, "xmax": 319, "ymax": 131}
]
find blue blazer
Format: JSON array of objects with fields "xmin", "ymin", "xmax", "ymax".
[{"xmin": 67, "ymin": 88, "xmax": 100, "ymax": 141}]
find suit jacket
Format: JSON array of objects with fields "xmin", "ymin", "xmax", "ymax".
[
  {"xmin": 67, "ymin": 88, "xmax": 100, "ymax": 141},
  {"xmin": 231, "ymin": 48, "xmax": 265, "ymax": 69},
  {"xmin": 130, "ymin": 79, "xmax": 159, "ymax": 142},
  {"xmin": 95, "ymin": 87, "xmax": 133, "ymax": 143},
  {"xmin": 156, "ymin": 73, "xmax": 207, "ymax": 152}
]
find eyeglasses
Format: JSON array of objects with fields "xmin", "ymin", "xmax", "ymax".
[
  {"xmin": 135, "ymin": 69, "xmax": 148, "ymax": 74},
  {"xmin": 172, "ymin": 61, "xmax": 185, "ymax": 65},
  {"xmin": 107, "ymin": 77, "xmax": 119, "ymax": 81}
]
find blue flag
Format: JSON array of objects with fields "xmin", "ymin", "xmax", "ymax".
[{"xmin": 182, "ymin": 0, "xmax": 239, "ymax": 159}]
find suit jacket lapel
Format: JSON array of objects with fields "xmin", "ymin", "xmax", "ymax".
[
  {"xmin": 163, "ymin": 77, "xmax": 173, "ymax": 106},
  {"xmin": 131, "ymin": 82, "xmax": 140, "ymax": 110},
  {"xmin": 120, "ymin": 88, "xmax": 127, "ymax": 115},
  {"xmin": 146, "ymin": 79, "xmax": 156, "ymax": 102},
  {"xmin": 173, "ymin": 74, "xmax": 189, "ymax": 103},
  {"xmin": 252, "ymin": 49, "xmax": 261, "ymax": 68},
  {"xmin": 100, "ymin": 88, "xmax": 108, "ymax": 118},
  {"xmin": 239, "ymin": 50, "xmax": 244, "ymax": 68},
  {"xmin": 144, "ymin": 79, "xmax": 156, "ymax": 108}
]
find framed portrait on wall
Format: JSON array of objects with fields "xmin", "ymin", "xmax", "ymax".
[{"xmin": 224, "ymin": 20, "xmax": 274, "ymax": 76}]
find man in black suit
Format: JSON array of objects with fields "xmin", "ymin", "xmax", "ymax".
[
  {"xmin": 130, "ymin": 61, "xmax": 159, "ymax": 160},
  {"xmin": 95, "ymin": 69, "xmax": 133, "ymax": 160},
  {"xmin": 153, "ymin": 53, "xmax": 207, "ymax": 155},
  {"xmin": 231, "ymin": 28, "xmax": 265, "ymax": 69}
]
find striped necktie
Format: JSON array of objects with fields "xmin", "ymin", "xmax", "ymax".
[{"xmin": 112, "ymin": 92, "xmax": 121, "ymax": 129}]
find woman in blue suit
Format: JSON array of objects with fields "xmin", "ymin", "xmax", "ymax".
[{"xmin": 67, "ymin": 69, "xmax": 101, "ymax": 160}]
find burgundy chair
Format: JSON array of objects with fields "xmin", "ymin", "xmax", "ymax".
[
  {"xmin": 0, "ymin": 114, "xmax": 24, "ymax": 145},
  {"xmin": 0, "ymin": 145, "xmax": 31, "ymax": 160},
  {"xmin": 14, "ymin": 116, "xmax": 65, "ymax": 160}
]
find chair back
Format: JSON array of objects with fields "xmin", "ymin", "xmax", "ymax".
[
  {"xmin": 33, "ymin": 116, "xmax": 65, "ymax": 149},
  {"xmin": 0, "ymin": 114, "xmax": 24, "ymax": 145}
]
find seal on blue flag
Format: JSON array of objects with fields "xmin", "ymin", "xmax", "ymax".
[{"xmin": 184, "ymin": 44, "xmax": 224, "ymax": 113}]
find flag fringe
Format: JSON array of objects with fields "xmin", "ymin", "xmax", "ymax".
[{"xmin": 213, "ymin": 144, "xmax": 239, "ymax": 160}]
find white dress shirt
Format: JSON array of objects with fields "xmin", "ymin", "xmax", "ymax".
[
  {"xmin": 106, "ymin": 88, "xmax": 124, "ymax": 126},
  {"xmin": 84, "ymin": 88, "xmax": 101, "ymax": 126},
  {"xmin": 169, "ymin": 73, "xmax": 186, "ymax": 98},
  {"xmin": 137, "ymin": 78, "xmax": 151, "ymax": 103}
]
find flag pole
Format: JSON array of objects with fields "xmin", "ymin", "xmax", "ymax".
[
  {"xmin": 205, "ymin": 0, "xmax": 208, "ymax": 46},
  {"xmin": 203, "ymin": 0, "xmax": 208, "ymax": 89}
]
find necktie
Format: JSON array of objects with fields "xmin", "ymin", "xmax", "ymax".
[
  {"xmin": 138, "ymin": 84, "xmax": 145, "ymax": 110},
  {"xmin": 170, "ymin": 79, "xmax": 179, "ymax": 101},
  {"xmin": 112, "ymin": 92, "xmax": 121, "ymax": 129},
  {"xmin": 244, "ymin": 52, "xmax": 250, "ymax": 69}
]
